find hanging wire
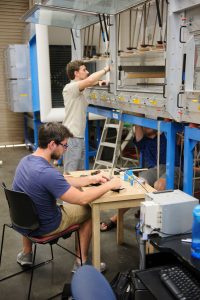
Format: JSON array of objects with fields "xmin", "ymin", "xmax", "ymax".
[
  {"xmin": 177, "ymin": 132, "xmax": 184, "ymax": 190},
  {"xmin": 157, "ymin": 121, "xmax": 161, "ymax": 181},
  {"xmin": 193, "ymin": 144, "xmax": 200, "ymax": 195}
]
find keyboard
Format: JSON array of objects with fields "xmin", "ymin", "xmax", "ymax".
[{"xmin": 160, "ymin": 265, "xmax": 200, "ymax": 300}]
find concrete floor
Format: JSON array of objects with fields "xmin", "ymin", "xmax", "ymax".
[{"xmin": 0, "ymin": 147, "xmax": 140, "ymax": 300}]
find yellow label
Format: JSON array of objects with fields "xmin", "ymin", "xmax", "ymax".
[
  {"xmin": 100, "ymin": 95, "xmax": 107, "ymax": 101},
  {"xmin": 90, "ymin": 93, "xmax": 97, "ymax": 100},
  {"xmin": 20, "ymin": 94, "xmax": 28, "ymax": 97},
  {"xmin": 118, "ymin": 96, "xmax": 125, "ymax": 101},
  {"xmin": 132, "ymin": 98, "xmax": 140, "ymax": 104},
  {"xmin": 192, "ymin": 99, "xmax": 198, "ymax": 103},
  {"xmin": 149, "ymin": 100, "xmax": 157, "ymax": 105}
]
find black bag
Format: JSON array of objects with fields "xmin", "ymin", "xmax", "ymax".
[
  {"xmin": 110, "ymin": 269, "xmax": 135, "ymax": 300},
  {"xmin": 61, "ymin": 283, "xmax": 72, "ymax": 299}
]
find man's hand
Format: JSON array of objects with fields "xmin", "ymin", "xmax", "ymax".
[
  {"xmin": 90, "ymin": 174, "xmax": 122, "ymax": 190},
  {"xmin": 104, "ymin": 65, "xmax": 110, "ymax": 73},
  {"xmin": 90, "ymin": 172, "xmax": 110, "ymax": 184},
  {"xmin": 99, "ymin": 80, "xmax": 109, "ymax": 86},
  {"xmin": 108, "ymin": 177, "xmax": 122, "ymax": 190}
]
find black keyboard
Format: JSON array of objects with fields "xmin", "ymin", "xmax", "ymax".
[{"xmin": 160, "ymin": 265, "xmax": 200, "ymax": 300}]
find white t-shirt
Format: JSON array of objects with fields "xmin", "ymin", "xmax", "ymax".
[{"xmin": 62, "ymin": 80, "xmax": 88, "ymax": 138}]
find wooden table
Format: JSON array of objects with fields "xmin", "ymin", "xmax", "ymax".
[{"xmin": 71, "ymin": 170, "xmax": 154, "ymax": 270}]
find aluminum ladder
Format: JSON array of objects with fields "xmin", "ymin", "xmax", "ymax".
[{"xmin": 93, "ymin": 118, "xmax": 123, "ymax": 170}]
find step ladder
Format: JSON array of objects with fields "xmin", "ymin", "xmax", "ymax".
[{"xmin": 93, "ymin": 118, "xmax": 123, "ymax": 170}]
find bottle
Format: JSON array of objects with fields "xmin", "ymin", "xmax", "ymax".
[{"xmin": 191, "ymin": 205, "xmax": 200, "ymax": 259}]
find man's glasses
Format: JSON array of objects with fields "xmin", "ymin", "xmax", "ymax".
[{"xmin": 58, "ymin": 142, "xmax": 68, "ymax": 150}]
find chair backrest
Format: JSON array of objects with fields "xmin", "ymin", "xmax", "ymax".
[
  {"xmin": 2, "ymin": 182, "xmax": 40, "ymax": 231},
  {"xmin": 71, "ymin": 265, "xmax": 116, "ymax": 300}
]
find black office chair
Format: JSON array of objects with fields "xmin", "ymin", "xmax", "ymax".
[
  {"xmin": 71, "ymin": 265, "xmax": 116, "ymax": 300},
  {"xmin": 0, "ymin": 182, "xmax": 82, "ymax": 300}
]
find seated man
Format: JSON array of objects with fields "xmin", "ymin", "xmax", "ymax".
[
  {"xmin": 13, "ymin": 122, "xmax": 121, "ymax": 271},
  {"xmin": 100, "ymin": 125, "xmax": 182, "ymax": 231}
]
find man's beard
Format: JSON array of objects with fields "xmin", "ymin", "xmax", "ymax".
[{"xmin": 51, "ymin": 153, "xmax": 61, "ymax": 160}]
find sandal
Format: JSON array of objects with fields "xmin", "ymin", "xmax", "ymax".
[
  {"xmin": 100, "ymin": 220, "xmax": 117, "ymax": 232},
  {"xmin": 134, "ymin": 209, "xmax": 140, "ymax": 219}
]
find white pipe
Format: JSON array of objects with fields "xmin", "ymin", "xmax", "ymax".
[
  {"xmin": 35, "ymin": 24, "xmax": 65, "ymax": 122},
  {"xmin": 35, "ymin": 25, "xmax": 110, "ymax": 123},
  {"xmin": 0, "ymin": 144, "xmax": 28, "ymax": 148}
]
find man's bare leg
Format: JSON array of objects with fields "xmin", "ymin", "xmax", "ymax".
[
  {"xmin": 76, "ymin": 218, "xmax": 92, "ymax": 263},
  {"xmin": 100, "ymin": 208, "xmax": 129, "ymax": 231},
  {"xmin": 22, "ymin": 236, "xmax": 32, "ymax": 253}
]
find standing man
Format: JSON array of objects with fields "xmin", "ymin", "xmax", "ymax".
[
  {"xmin": 13, "ymin": 122, "xmax": 121, "ymax": 271},
  {"xmin": 62, "ymin": 60, "xmax": 110, "ymax": 174}
]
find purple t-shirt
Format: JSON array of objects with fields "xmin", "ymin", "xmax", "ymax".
[{"xmin": 12, "ymin": 155, "xmax": 70, "ymax": 236}]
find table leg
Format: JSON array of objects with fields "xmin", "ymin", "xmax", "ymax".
[
  {"xmin": 117, "ymin": 209, "xmax": 124, "ymax": 245},
  {"xmin": 92, "ymin": 204, "xmax": 101, "ymax": 270},
  {"xmin": 139, "ymin": 237, "xmax": 146, "ymax": 270}
]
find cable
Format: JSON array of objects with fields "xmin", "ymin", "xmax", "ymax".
[
  {"xmin": 177, "ymin": 132, "xmax": 184, "ymax": 189},
  {"xmin": 135, "ymin": 226, "xmax": 144, "ymax": 268},
  {"xmin": 102, "ymin": 14, "xmax": 109, "ymax": 42},
  {"xmin": 70, "ymin": 29, "xmax": 76, "ymax": 50},
  {"xmin": 155, "ymin": 0, "xmax": 162, "ymax": 28},
  {"xmin": 124, "ymin": 172, "xmax": 149, "ymax": 192},
  {"xmin": 150, "ymin": 228, "xmax": 192, "ymax": 237},
  {"xmin": 157, "ymin": 121, "xmax": 161, "ymax": 181},
  {"xmin": 193, "ymin": 144, "xmax": 200, "ymax": 194},
  {"xmin": 98, "ymin": 14, "xmax": 105, "ymax": 43},
  {"xmin": 133, "ymin": 176, "xmax": 149, "ymax": 192}
]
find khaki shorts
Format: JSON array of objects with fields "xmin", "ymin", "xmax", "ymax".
[
  {"xmin": 139, "ymin": 165, "xmax": 182, "ymax": 189},
  {"xmin": 43, "ymin": 204, "xmax": 91, "ymax": 236}
]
